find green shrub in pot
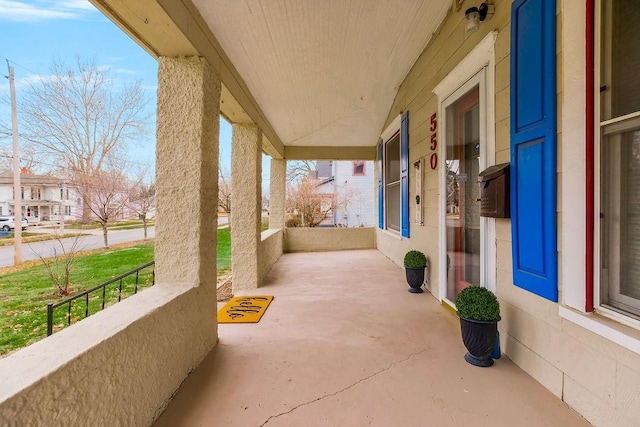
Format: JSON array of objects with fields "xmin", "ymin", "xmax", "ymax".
[
  {"xmin": 455, "ymin": 286, "xmax": 501, "ymax": 367},
  {"xmin": 403, "ymin": 250, "xmax": 427, "ymax": 268},
  {"xmin": 455, "ymin": 286, "xmax": 500, "ymax": 321},
  {"xmin": 403, "ymin": 250, "xmax": 427, "ymax": 293}
]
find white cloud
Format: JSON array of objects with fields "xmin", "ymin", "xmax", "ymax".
[
  {"xmin": 0, "ymin": 0, "xmax": 97, "ymax": 22},
  {"xmin": 112, "ymin": 68, "xmax": 139, "ymax": 76},
  {"xmin": 58, "ymin": 0, "xmax": 95, "ymax": 11},
  {"xmin": 6, "ymin": 73, "xmax": 60, "ymax": 90},
  {"xmin": 105, "ymin": 56, "xmax": 126, "ymax": 63},
  {"xmin": 19, "ymin": 73, "xmax": 57, "ymax": 85}
]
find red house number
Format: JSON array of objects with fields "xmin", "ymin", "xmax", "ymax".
[{"xmin": 429, "ymin": 113, "xmax": 438, "ymax": 170}]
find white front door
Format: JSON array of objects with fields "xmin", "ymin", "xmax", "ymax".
[{"xmin": 439, "ymin": 67, "xmax": 495, "ymax": 306}]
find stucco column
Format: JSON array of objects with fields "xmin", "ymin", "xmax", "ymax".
[
  {"xmin": 269, "ymin": 158, "xmax": 286, "ymax": 229},
  {"xmin": 231, "ymin": 124, "xmax": 262, "ymax": 291},
  {"xmin": 156, "ymin": 56, "xmax": 220, "ymax": 287}
]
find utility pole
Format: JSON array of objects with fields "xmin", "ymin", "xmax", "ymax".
[
  {"xmin": 60, "ymin": 182, "xmax": 65, "ymax": 234},
  {"xmin": 7, "ymin": 61, "xmax": 22, "ymax": 264}
]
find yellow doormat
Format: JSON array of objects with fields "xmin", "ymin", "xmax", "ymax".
[{"xmin": 217, "ymin": 296, "xmax": 274, "ymax": 323}]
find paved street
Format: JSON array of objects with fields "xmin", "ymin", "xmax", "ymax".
[
  {"xmin": 0, "ymin": 216, "xmax": 230, "ymax": 268},
  {"xmin": 0, "ymin": 227, "xmax": 155, "ymax": 268}
]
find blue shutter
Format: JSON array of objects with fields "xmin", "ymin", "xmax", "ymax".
[
  {"xmin": 377, "ymin": 140, "xmax": 384, "ymax": 229},
  {"xmin": 510, "ymin": 0, "xmax": 557, "ymax": 302},
  {"xmin": 401, "ymin": 112, "xmax": 410, "ymax": 238}
]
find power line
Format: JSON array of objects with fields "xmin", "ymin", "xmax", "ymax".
[{"xmin": 0, "ymin": 55, "xmax": 40, "ymax": 77}]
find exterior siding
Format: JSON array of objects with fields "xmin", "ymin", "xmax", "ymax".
[
  {"xmin": 374, "ymin": 1, "xmax": 640, "ymax": 425},
  {"xmin": 333, "ymin": 161, "xmax": 375, "ymax": 227},
  {"xmin": 0, "ymin": 174, "xmax": 78, "ymax": 222},
  {"xmin": 315, "ymin": 161, "xmax": 375, "ymax": 228}
]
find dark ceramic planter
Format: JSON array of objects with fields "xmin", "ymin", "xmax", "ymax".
[
  {"xmin": 459, "ymin": 316, "xmax": 500, "ymax": 367},
  {"xmin": 404, "ymin": 266, "xmax": 425, "ymax": 293}
]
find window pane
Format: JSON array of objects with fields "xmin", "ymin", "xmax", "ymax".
[
  {"xmin": 602, "ymin": 0, "xmax": 640, "ymax": 119},
  {"xmin": 386, "ymin": 182, "xmax": 400, "ymax": 232},
  {"xmin": 385, "ymin": 134, "xmax": 400, "ymax": 183},
  {"xmin": 601, "ymin": 126, "xmax": 640, "ymax": 315},
  {"xmin": 444, "ymin": 87, "xmax": 480, "ymax": 303}
]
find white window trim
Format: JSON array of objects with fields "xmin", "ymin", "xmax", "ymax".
[
  {"xmin": 433, "ymin": 31, "xmax": 497, "ymax": 302},
  {"xmin": 559, "ymin": 0, "xmax": 640, "ymax": 356},
  {"xmin": 381, "ymin": 115, "xmax": 401, "ymax": 142},
  {"xmin": 561, "ymin": 1, "xmax": 588, "ymax": 311},
  {"xmin": 560, "ymin": 306, "xmax": 640, "ymax": 355},
  {"xmin": 380, "ymin": 114, "xmax": 402, "ymax": 236}
]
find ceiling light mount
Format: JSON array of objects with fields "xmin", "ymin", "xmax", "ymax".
[{"xmin": 464, "ymin": 2, "xmax": 495, "ymax": 33}]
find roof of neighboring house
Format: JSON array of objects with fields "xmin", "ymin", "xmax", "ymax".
[
  {"xmin": 316, "ymin": 176, "xmax": 334, "ymax": 186},
  {"xmin": 315, "ymin": 176, "xmax": 335, "ymax": 194},
  {"xmin": 0, "ymin": 171, "xmax": 64, "ymax": 186}
]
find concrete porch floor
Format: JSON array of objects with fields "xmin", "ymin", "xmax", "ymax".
[{"xmin": 155, "ymin": 249, "xmax": 589, "ymax": 426}]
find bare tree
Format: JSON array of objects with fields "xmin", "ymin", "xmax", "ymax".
[
  {"xmin": 0, "ymin": 145, "xmax": 49, "ymax": 174},
  {"xmin": 286, "ymin": 160, "xmax": 317, "ymax": 184},
  {"xmin": 219, "ymin": 167, "xmax": 231, "ymax": 229},
  {"xmin": 33, "ymin": 233, "xmax": 83, "ymax": 297},
  {"xmin": 127, "ymin": 181, "xmax": 155, "ymax": 240},
  {"xmin": 18, "ymin": 58, "xmax": 149, "ymax": 221}
]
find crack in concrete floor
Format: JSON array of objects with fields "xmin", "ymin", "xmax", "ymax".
[{"xmin": 258, "ymin": 348, "xmax": 427, "ymax": 426}]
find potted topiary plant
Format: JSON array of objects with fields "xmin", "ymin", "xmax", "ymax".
[
  {"xmin": 455, "ymin": 286, "xmax": 500, "ymax": 367},
  {"xmin": 403, "ymin": 250, "xmax": 427, "ymax": 293}
]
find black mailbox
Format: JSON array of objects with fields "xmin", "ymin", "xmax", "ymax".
[{"xmin": 479, "ymin": 163, "xmax": 510, "ymax": 218}]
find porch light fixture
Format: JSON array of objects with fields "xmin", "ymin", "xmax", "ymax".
[{"xmin": 465, "ymin": 2, "xmax": 494, "ymax": 33}]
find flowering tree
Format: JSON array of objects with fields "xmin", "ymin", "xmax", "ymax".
[
  {"xmin": 286, "ymin": 177, "xmax": 336, "ymax": 227},
  {"xmin": 75, "ymin": 159, "xmax": 141, "ymax": 248},
  {"xmin": 218, "ymin": 167, "xmax": 232, "ymax": 230},
  {"xmin": 127, "ymin": 181, "xmax": 155, "ymax": 240}
]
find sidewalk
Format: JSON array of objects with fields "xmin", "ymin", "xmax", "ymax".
[{"xmin": 27, "ymin": 225, "xmax": 103, "ymax": 236}]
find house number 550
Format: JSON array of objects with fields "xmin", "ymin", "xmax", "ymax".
[{"xmin": 429, "ymin": 113, "xmax": 438, "ymax": 170}]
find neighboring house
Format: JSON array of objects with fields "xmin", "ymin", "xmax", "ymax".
[
  {"xmin": 315, "ymin": 160, "xmax": 375, "ymax": 227},
  {"xmin": 0, "ymin": 170, "xmax": 77, "ymax": 224}
]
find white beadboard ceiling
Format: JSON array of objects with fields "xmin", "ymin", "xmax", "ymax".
[{"xmin": 192, "ymin": 0, "xmax": 450, "ymax": 147}]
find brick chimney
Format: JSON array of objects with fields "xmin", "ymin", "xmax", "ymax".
[{"xmin": 20, "ymin": 167, "xmax": 29, "ymax": 174}]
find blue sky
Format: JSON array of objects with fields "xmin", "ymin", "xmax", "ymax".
[{"xmin": 0, "ymin": 0, "xmax": 239, "ymax": 177}]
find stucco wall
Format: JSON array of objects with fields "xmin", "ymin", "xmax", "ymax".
[
  {"xmin": 374, "ymin": 1, "xmax": 640, "ymax": 426},
  {"xmin": 0, "ymin": 54, "xmax": 222, "ymax": 425},
  {"xmin": 0, "ymin": 284, "xmax": 216, "ymax": 424},
  {"xmin": 285, "ymin": 227, "xmax": 375, "ymax": 252},
  {"xmin": 260, "ymin": 228, "xmax": 283, "ymax": 282},
  {"xmin": 231, "ymin": 124, "xmax": 262, "ymax": 291}
]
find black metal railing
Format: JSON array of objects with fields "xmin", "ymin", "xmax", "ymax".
[{"xmin": 46, "ymin": 261, "xmax": 155, "ymax": 336}]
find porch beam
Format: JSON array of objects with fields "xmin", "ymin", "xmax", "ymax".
[{"xmin": 284, "ymin": 146, "xmax": 376, "ymax": 161}]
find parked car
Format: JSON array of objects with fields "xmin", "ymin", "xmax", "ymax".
[{"xmin": 0, "ymin": 216, "xmax": 28, "ymax": 231}]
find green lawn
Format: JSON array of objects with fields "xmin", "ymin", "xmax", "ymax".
[
  {"xmin": 0, "ymin": 227, "xmax": 233, "ymax": 356},
  {"xmin": 217, "ymin": 227, "xmax": 231, "ymax": 273}
]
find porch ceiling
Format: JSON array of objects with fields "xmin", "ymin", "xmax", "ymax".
[
  {"xmin": 91, "ymin": 0, "xmax": 451, "ymax": 154},
  {"xmin": 192, "ymin": 0, "xmax": 450, "ymax": 148}
]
